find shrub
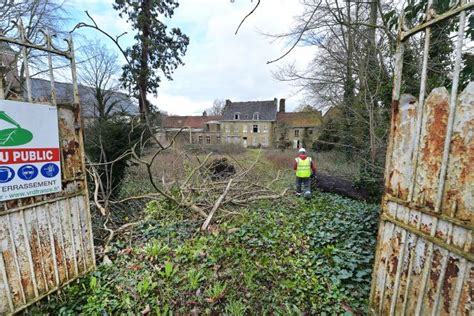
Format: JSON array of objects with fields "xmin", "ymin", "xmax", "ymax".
[{"xmin": 84, "ymin": 118, "xmax": 149, "ymax": 197}]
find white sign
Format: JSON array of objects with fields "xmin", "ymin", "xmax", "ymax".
[{"xmin": 0, "ymin": 100, "xmax": 62, "ymax": 201}]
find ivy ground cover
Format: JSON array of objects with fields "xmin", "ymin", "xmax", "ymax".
[{"xmin": 32, "ymin": 193, "xmax": 379, "ymax": 315}]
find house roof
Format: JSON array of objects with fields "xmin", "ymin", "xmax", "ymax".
[
  {"xmin": 223, "ymin": 100, "xmax": 277, "ymax": 121},
  {"xmin": 162, "ymin": 115, "xmax": 223, "ymax": 129},
  {"xmin": 277, "ymin": 111, "xmax": 322, "ymax": 128},
  {"xmin": 27, "ymin": 78, "xmax": 139, "ymax": 118},
  {"xmin": 323, "ymin": 106, "xmax": 343, "ymax": 122}
]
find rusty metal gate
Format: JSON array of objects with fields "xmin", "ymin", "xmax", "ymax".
[
  {"xmin": 0, "ymin": 22, "xmax": 94, "ymax": 314},
  {"xmin": 370, "ymin": 0, "xmax": 473, "ymax": 315}
]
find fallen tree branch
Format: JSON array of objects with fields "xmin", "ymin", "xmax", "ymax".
[
  {"xmin": 104, "ymin": 220, "xmax": 145, "ymax": 253},
  {"xmin": 231, "ymin": 188, "xmax": 288, "ymax": 204},
  {"xmin": 201, "ymin": 179, "xmax": 234, "ymax": 230},
  {"xmin": 87, "ymin": 164, "xmax": 107, "ymax": 216},
  {"xmin": 183, "ymin": 152, "xmax": 212, "ymax": 187},
  {"xmin": 109, "ymin": 193, "xmax": 163, "ymax": 204}
]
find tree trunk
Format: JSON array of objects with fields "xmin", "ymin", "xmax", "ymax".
[
  {"xmin": 367, "ymin": 0, "xmax": 379, "ymax": 163},
  {"xmin": 342, "ymin": 0, "xmax": 356, "ymax": 155},
  {"xmin": 138, "ymin": 0, "xmax": 151, "ymax": 118}
]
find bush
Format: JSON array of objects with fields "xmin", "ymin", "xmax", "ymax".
[
  {"xmin": 312, "ymin": 119, "xmax": 341, "ymax": 152},
  {"xmin": 354, "ymin": 159, "xmax": 384, "ymax": 201},
  {"xmin": 85, "ymin": 118, "xmax": 149, "ymax": 197}
]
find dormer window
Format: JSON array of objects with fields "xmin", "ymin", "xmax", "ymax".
[
  {"xmin": 234, "ymin": 112, "xmax": 241, "ymax": 120},
  {"xmin": 253, "ymin": 112, "xmax": 260, "ymax": 120}
]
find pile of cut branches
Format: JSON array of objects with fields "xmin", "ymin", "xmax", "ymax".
[
  {"xmin": 130, "ymin": 149, "xmax": 288, "ymax": 231},
  {"xmin": 89, "ymin": 142, "xmax": 289, "ymax": 254}
]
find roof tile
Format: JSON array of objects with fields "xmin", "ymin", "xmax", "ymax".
[
  {"xmin": 276, "ymin": 112, "xmax": 322, "ymax": 127},
  {"xmin": 223, "ymin": 100, "xmax": 277, "ymax": 121}
]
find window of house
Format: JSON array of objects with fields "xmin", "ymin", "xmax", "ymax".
[
  {"xmin": 262, "ymin": 137, "xmax": 269, "ymax": 147},
  {"xmin": 253, "ymin": 112, "xmax": 260, "ymax": 120},
  {"xmin": 252, "ymin": 137, "xmax": 257, "ymax": 146},
  {"xmin": 206, "ymin": 136, "xmax": 211, "ymax": 144},
  {"xmin": 226, "ymin": 126, "xmax": 230, "ymax": 135},
  {"xmin": 253, "ymin": 125, "xmax": 259, "ymax": 133},
  {"xmin": 309, "ymin": 129, "xmax": 313, "ymax": 135},
  {"xmin": 234, "ymin": 112, "xmax": 240, "ymax": 120},
  {"xmin": 295, "ymin": 130, "xmax": 300, "ymax": 137},
  {"xmin": 263, "ymin": 125, "xmax": 268, "ymax": 133},
  {"xmin": 243, "ymin": 125, "xmax": 247, "ymax": 133},
  {"xmin": 217, "ymin": 135, "xmax": 221, "ymax": 143},
  {"xmin": 198, "ymin": 135, "xmax": 203, "ymax": 143}
]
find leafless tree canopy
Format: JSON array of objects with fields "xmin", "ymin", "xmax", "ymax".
[
  {"xmin": 206, "ymin": 98, "xmax": 226, "ymax": 116},
  {"xmin": 272, "ymin": 0, "xmax": 393, "ymax": 166},
  {"xmin": 0, "ymin": 0, "xmax": 67, "ymax": 37},
  {"xmin": 0, "ymin": 0, "xmax": 69, "ymax": 93},
  {"xmin": 79, "ymin": 41, "xmax": 125, "ymax": 121}
]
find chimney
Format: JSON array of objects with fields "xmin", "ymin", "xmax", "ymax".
[
  {"xmin": 273, "ymin": 98, "xmax": 278, "ymax": 108},
  {"xmin": 225, "ymin": 99, "xmax": 231, "ymax": 107},
  {"xmin": 202, "ymin": 111, "xmax": 207, "ymax": 117},
  {"xmin": 279, "ymin": 98, "xmax": 286, "ymax": 113}
]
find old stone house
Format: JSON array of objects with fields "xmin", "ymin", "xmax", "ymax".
[
  {"xmin": 159, "ymin": 98, "xmax": 323, "ymax": 149},
  {"xmin": 159, "ymin": 112, "xmax": 223, "ymax": 145},
  {"xmin": 221, "ymin": 99, "xmax": 277, "ymax": 148},
  {"xmin": 275, "ymin": 99, "xmax": 323, "ymax": 149}
]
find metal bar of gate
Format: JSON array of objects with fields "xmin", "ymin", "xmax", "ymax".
[
  {"xmin": 408, "ymin": 0, "xmax": 433, "ymax": 203},
  {"xmin": 370, "ymin": 1, "xmax": 473, "ymax": 314},
  {"xmin": 18, "ymin": 20, "xmax": 32, "ymax": 103},
  {"xmin": 435, "ymin": 0, "xmax": 467, "ymax": 213},
  {"xmin": 0, "ymin": 20, "xmax": 95, "ymax": 314}
]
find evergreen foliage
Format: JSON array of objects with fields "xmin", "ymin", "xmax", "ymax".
[{"xmin": 113, "ymin": 0, "xmax": 189, "ymax": 115}]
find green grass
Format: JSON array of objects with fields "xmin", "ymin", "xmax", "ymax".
[{"xmin": 30, "ymin": 192, "xmax": 379, "ymax": 315}]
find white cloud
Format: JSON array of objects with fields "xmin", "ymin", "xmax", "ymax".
[{"xmin": 68, "ymin": 0, "xmax": 317, "ymax": 115}]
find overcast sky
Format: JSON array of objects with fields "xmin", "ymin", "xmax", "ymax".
[{"xmin": 67, "ymin": 0, "xmax": 317, "ymax": 115}]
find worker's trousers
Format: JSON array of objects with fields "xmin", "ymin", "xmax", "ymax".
[{"xmin": 295, "ymin": 176, "xmax": 311, "ymax": 194}]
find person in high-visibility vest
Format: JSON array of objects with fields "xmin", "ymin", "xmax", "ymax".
[{"xmin": 293, "ymin": 148, "xmax": 316, "ymax": 198}]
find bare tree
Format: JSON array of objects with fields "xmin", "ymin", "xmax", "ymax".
[
  {"xmin": 272, "ymin": 0, "xmax": 392, "ymax": 164},
  {"xmin": 206, "ymin": 99, "xmax": 225, "ymax": 116},
  {"xmin": 0, "ymin": 1, "xmax": 63, "ymax": 35},
  {"xmin": 0, "ymin": 0, "xmax": 69, "ymax": 95},
  {"xmin": 79, "ymin": 41, "xmax": 127, "ymax": 121}
]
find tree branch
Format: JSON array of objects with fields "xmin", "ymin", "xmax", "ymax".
[
  {"xmin": 267, "ymin": 0, "xmax": 321, "ymax": 64},
  {"xmin": 235, "ymin": 0, "xmax": 261, "ymax": 35}
]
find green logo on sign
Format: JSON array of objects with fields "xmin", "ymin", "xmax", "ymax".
[{"xmin": 0, "ymin": 111, "xmax": 33, "ymax": 146}]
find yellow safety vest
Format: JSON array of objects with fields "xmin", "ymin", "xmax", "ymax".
[{"xmin": 295, "ymin": 157, "xmax": 312, "ymax": 178}]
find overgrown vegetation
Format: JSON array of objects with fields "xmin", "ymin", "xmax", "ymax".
[
  {"xmin": 271, "ymin": 0, "xmax": 470, "ymax": 201},
  {"xmin": 265, "ymin": 149, "xmax": 360, "ymax": 181},
  {"xmin": 32, "ymin": 193, "xmax": 379, "ymax": 315},
  {"xmin": 85, "ymin": 118, "xmax": 148, "ymax": 197}
]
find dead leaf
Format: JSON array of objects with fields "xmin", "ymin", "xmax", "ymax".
[
  {"xmin": 102, "ymin": 255, "xmax": 113, "ymax": 265},
  {"xmin": 129, "ymin": 264, "xmax": 141, "ymax": 271},
  {"xmin": 141, "ymin": 304, "xmax": 150, "ymax": 315}
]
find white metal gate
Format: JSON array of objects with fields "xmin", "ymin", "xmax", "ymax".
[
  {"xmin": 0, "ymin": 21, "xmax": 95, "ymax": 314},
  {"xmin": 370, "ymin": 0, "xmax": 473, "ymax": 315}
]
